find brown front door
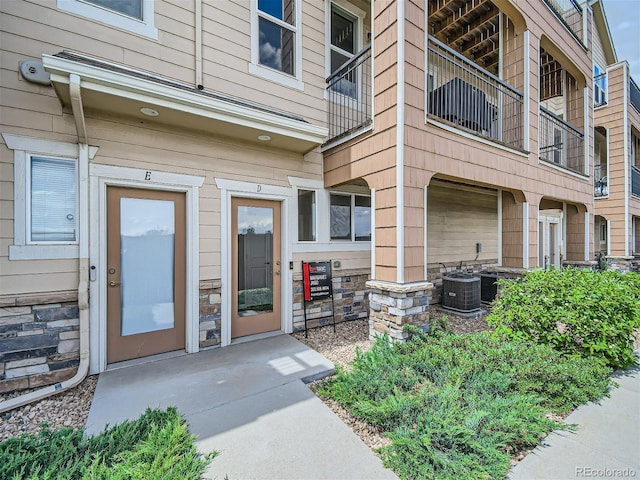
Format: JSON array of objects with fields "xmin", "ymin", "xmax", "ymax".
[
  {"xmin": 231, "ymin": 197, "xmax": 281, "ymax": 338},
  {"xmin": 106, "ymin": 187, "xmax": 186, "ymax": 364}
]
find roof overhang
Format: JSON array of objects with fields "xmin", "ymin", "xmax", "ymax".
[
  {"xmin": 590, "ymin": 0, "xmax": 617, "ymax": 65},
  {"xmin": 42, "ymin": 52, "xmax": 328, "ymax": 154}
]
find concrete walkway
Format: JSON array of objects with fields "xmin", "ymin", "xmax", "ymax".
[
  {"xmin": 86, "ymin": 334, "xmax": 397, "ymax": 480},
  {"xmin": 508, "ymin": 363, "xmax": 640, "ymax": 480}
]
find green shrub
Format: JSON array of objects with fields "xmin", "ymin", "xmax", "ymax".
[
  {"xmin": 319, "ymin": 332, "xmax": 611, "ymax": 480},
  {"xmin": 0, "ymin": 407, "xmax": 216, "ymax": 480},
  {"xmin": 488, "ymin": 269, "xmax": 640, "ymax": 369}
]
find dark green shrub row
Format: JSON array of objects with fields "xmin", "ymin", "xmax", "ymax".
[
  {"xmin": 320, "ymin": 331, "xmax": 611, "ymax": 480},
  {"xmin": 488, "ymin": 269, "xmax": 640, "ymax": 369},
  {"xmin": 0, "ymin": 407, "xmax": 216, "ymax": 480}
]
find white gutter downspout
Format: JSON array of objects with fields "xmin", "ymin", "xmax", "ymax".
[
  {"xmin": 0, "ymin": 74, "xmax": 90, "ymax": 413},
  {"xmin": 195, "ymin": 0, "xmax": 203, "ymax": 88}
]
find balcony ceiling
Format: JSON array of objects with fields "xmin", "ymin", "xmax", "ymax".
[{"xmin": 428, "ymin": 0, "xmax": 500, "ymax": 75}]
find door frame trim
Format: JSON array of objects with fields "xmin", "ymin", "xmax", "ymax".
[
  {"xmin": 216, "ymin": 178, "xmax": 293, "ymax": 347},
  {"xmin": 89, "ymin": 164, "xmax": 204, "ymax": 374}
]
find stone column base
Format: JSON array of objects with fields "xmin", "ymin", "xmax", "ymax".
[{"xmin": 366, "ymin": 280, "xmax": 434, "ymax": 342}]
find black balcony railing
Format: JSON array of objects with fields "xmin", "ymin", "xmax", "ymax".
[
  {"xmin": 539, "ymin": 107, "xmax": 585, "ymax": 174},
  {"xmin": 630, "ymin": 78, "xmax": 640, "ymax": 114},
  {"xmin": 632, "ymin": 166, "xmax": 640, "ymax": 197},
  {"xmin": 594, "ymin": 164, "xmax": 608, "ymax": 197},
  {"xmin": 544, "ymin": 0, "xmax": 584, "ymax": 45},
  {"xmin": 594, "ymin": 73, "xmax": 607, "ymax": 107},
  {"xmin": 427, "ymin": 37, "xmax": 524, "ymax": 150},
  {"xmin": 326, "ymin": 45, "xmax": 372, "ymax": 144}
]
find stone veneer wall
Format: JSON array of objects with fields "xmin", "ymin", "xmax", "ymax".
[
  {"xmin": 199, "ymin": 280, "xmax": 222, "ymax": 348},
  {"xmin": 604, "ymin": 256, "xmax": 640, "ymax": 273},
  {"xmin": 368, "ymin": 280, "xmax": 433, "ymax": 342},
  {"xmin": 292, "ymin": 270, "xmax": 370, "ymax": 332},
  {"xmin": 0, "ymin": 292, "xmax": 80, "ymax": 394}
]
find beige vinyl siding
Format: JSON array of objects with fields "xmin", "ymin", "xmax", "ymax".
[
  {"xmin": 1, "ymin": 104, "xmax": 323, "ymax": 295},
  {"xmin": 200, "ymin": 0, "xmax": 327, "ymax": 126},
  {"xmin": 427, "ymin": 183, "xmax": 499, "ymax": 267}
]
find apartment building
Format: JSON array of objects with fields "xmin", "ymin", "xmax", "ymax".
[
  {"xmin": 0, "ymin": 0, "xmax": 603, "ymax": 396},
  {"xmin": 590, "ymin": 0, "xmax": 640, "ymax": 268}
]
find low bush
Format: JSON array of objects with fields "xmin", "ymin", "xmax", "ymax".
[
  {"xmin": 319, "ymin": 331, "xmax": 611, "ymax": 480},
  {"xmin": 487, "ymin": 268, "xmax": 640, "ymax": 369},
  {"xmin": 0, "ymin": 407, "xmax": 216, "ymax": 480}
]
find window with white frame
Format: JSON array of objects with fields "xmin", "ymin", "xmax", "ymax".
[
  {"xmin": 1, "ymin": 133, "xmax": 91, "ymax": 260},
  {"xmin": 250, "ymin": 0, "xmax": 302, "ymax": 87},
  {"xmin": 57, "ymin": 0, "xmax": 157, "ymax": 39},
  {"xmin": 29, "ymin": 156, "xmax": 78, "ymax": 243},
  {"xmin": 594, "ymin": 64, "xmax": 607, "ymax": 106},
  {"xmin": 297, "ymin": 189, "xmax": 316, "ymax": 241},
  {"xmin": 330, "ymin": 193, "xmax": 370, "ymax": 241}
]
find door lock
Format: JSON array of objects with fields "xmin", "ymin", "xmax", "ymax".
[
  {"xmin": 275, "ymin": 270, "xmax": 281, "ymax": 275},
  {"xmin": 108, "ymin": 281, "xmax": 121, "ymax": 287}
]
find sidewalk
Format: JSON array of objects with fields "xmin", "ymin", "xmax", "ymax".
[
  {"xmin": 86, "ymin": 334, "xmax": 398, "ymax": 480},
  {"xmin": 508, "ymin": 363, "xmax": 640, "ymax": 480}
]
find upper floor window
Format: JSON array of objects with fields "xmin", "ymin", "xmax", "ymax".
[
  {"xmin": 85, "ymin": 0, "xmax": 142, "ymax": 19},
  {"xmin": 57, "ymin": 0, "xmax": 157, "ymax": 39},
  {"xmin": 250, "ymin": 0, "xmax": 303, "ymax": 89},
  {"xmin": 594, "ymin": 65, "xmax": 607, "ymax": 107},
  {"xmin": 330, "ymin": 4, "xmax": 356, "ymax": 75}
]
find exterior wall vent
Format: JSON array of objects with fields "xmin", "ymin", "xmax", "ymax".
[
  {"xmin": 442, "ymin": 273, "xmax": 481, "ymax": 313},
  {"xmin": 19, "ymin": 61, "xmax": 50, "ymax": 86}
]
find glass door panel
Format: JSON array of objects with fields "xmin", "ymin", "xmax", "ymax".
[{"xmin": 120, "ymin": 197, "xmax": 175, "ymax": 335}]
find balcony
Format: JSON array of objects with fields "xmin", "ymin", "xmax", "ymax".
[
  {"xmin": 543, "ymin": 0, "xmax": 584, "ymax": 45},
  {"xmin": 427, "ymin": 37, "xmax": 524, "ymax": 150},
  {"xmin": 632, "ymin": 166, "xmax": 640, "ymax": 198},
  {"xmin": 539, "ymin": 107, "xmax": 585, "ymax": 175},
  {"xmin": 631, "ymin": 78, "xmax": 640, "ymax": 114},
  {"xmin": 325, "ymin": 45, "xmax": 372, "ymax": 145},
  {"xmin": 594, "ymin": 164, "xmax": 608, "ymax": 197}
]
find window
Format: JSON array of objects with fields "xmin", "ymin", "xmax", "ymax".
[
  {"xmin": 1, "ymin": 134, "xmax": 94, "ymax": 260},
  {"xmin": 327, "ymin": 3, "xmax": 361, "ymax": 98},
  {"xmin": 594, "ymin": 65, "xmax": 607, "ymax": 106},
  {"xmin": 298, "ymin": 189, "xmax": 316, "ymax": 241},
  {"xmin": 29, "ymin": 156, "xmax": 77, "ymax": 243},
  {"xmin": 84, "ymin": 0, "xmax": 142, "ymax": 19},
  {"xmin": 330, "ymin": 193, "xmax": 370, "ymax": 241},
  {"xmin": 57, "ymin": 0, "xmax": 157, "ymax": 39},
  {"xmin": 250, "ymin": 0, "xmax": 302, "ymax": 88}
]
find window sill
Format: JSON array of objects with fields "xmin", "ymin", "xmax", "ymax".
[
  {"xmin": 9, "ymin": 244, "xmax": 79, "ymax": 260},
  {"xmin": 248, "ymin": 63, "xmax": 304, "ymax": 91}
]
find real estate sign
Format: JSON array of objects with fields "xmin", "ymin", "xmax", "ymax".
[{"xmin": 302, "ymin": 261, "xmax": 332, "ymax": 302}]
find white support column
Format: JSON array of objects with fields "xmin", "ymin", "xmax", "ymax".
[
  {"xmin": 423, "ymin": 185, "xmax": 428, "ymax": 279},
  {"xmin": 523, "ymin": 201, "xmax": 529, "ymax": 268},
  {"xmin": 584, "ymin": 211, "xmax": 591, "ymax": 261},
  {"xmin": 371, "ymin": 188, "xmax": 376, "ymax": 279},
  {"xmin": 396, "ymin": 0, "xmax": 406, "ymax": 283},
  {"xmin": 497, "ymin": 189, "xmax": 503, "ymax": 266},
  {"xmin": 584, "ymin": 86, "xmax": 589, "ymax": 175},
  {"xmin": 523, "ymin": 31, "xmax": 531, "ymax": 152}
]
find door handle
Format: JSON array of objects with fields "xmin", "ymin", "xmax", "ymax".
[{"xmin": 109, "ymin": 281, "xmax": 121, "ymax": 287}]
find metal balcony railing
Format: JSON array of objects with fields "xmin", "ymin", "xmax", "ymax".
[
  {"xmin": 632, "ymin": 165, "xmax": 640, "ymax": 197},
  {"xmin": 594, "ymin": 73, "xmax": 607, "ymax": 107},
  {"xmin": 326, "ymin": 45, "xmax": 372, "ymax": 144},
  {"xmin": 427, "ymin": 36, "xmax": 524, "ymax": 150},
  {"xmin": 544, "ymin": 0, "xmax": 584, "ymax": 45},
  {"xmin": 630, "ymin": 78, "xmax": 640, "ymax": 114},
  {"xmin": 594, "ymin": 164, "xmax": 608, "ymax": 197},
  {"xmin": 539, "ymin": 107, "xmax": 585, "ymax": 175}
]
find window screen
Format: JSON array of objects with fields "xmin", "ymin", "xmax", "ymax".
[{"xmin": 30, "ymin": 156, "xmax": 77, "ymax": 242}]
